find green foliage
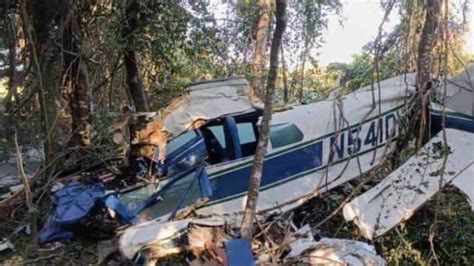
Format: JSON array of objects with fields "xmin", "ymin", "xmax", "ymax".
[
  {"xmin": 375, "ymin": 190, "xmax": 474, "ymax": 265},
  {"xmin": 285, "ymin": 0, "xmax": 342, "ymax": 66}
]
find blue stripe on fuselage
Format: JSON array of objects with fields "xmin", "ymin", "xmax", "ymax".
[
  {"xmin": 209, "ymin": 141, "xmax": 323, "ymax": 201},
  {"xmin": 431, "ymin": 111, "xmax": 474, "ymax": 133}
]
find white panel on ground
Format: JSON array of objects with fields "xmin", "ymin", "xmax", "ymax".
[{"xmin": 343, "ymin": 129, "xmax": 474, "ymax": 239}]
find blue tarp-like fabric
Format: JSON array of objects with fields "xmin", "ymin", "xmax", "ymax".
[
  {"xmin": 39, "ymin": 182, "xmax": 105, "ymax": 244},
  {"xmin": 39, "ymin": 181, "xmax": 160, "ymax": 243},
  {"xmin": 53, "ymin": 182, "xmax": 104, "ymax": 224}
]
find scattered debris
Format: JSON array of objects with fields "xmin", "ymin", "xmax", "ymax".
[
  {"xmin": 0, "ymin": 239, "xmax": 15, "ymax": 253},
  {"xmin": 119, "ymin": 217, "xmax": 226, "ymax": 260},
  {"xmin": 119, "ymin": 209, "xmax": 387, "ymax": 265},
  {"xmin": 287, "ymin": 238, "xmax": 387, "ymax": 265},
  {"xmin": 0, "ymin": 171, "xmax": 32, "ymax": 202}
]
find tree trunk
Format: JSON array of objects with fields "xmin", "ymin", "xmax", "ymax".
[
  {"xmin": 62, "ymin": 0, "xmax": 92, "ymax": 147},
  {"xmin": 123, "ymin": 0, "xmax": 149, "ymax": 112},
  {"xmin": 281, "ymin": 45, "xmax": 289, "ymax": 105},
  {"xmin": 298, "ymin": 53, "xmax": 307, "ymax": 103},
  {"xmin": 24, "ymin": 0, "xmax": 62, "ymax": 163},
  {"xmin": 241, "ymin": 0, "xmax": 287, "ymax": 239},
  {"xmin": 250, "ymin": 0, "xmax": 271, "ymax": 100},
  {"xmin": 4, "ymin": 13, "xmax": 17, "ymax": 113},
  {"xmin": 297, "ymin": 1, "xmax": 310, "ymax": 104},
  {"xmin": 416, "ymin": 0, "xmax": 441, "ymax": 148}
]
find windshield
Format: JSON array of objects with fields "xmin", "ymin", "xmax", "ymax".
[
  {"xmin": 270, "ymin": 123, "xmax": 304, "ymax": 149},
  {"xmin": 157, "ymin": 130, "xmax": 207, "ymax": 178},
  {"xmin": 136, "ymin": 170, "xmax": 202, "ymax": 221},
  {"xmin": 166, "ymin": 131, "xmax": 199, "ymax": 155}
]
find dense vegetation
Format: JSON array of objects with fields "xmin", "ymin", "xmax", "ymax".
[{"xmin": 0, "ymin": 0, "xmax": 473, "ymax": 264}]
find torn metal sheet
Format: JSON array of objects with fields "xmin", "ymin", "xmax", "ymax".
[
  {"xmin": 286, "ymin": 224, "xmax": 315, "ymax": 258},
  {"xmin": 343, "ymin": 128, "xmax": 474, "ymax": 239},
  {"xmin": 163, "ymin": 76, "xmax": 263, "ymax": 137},
  {"xmin": 431, "ymin": 65, "xmax": 474, "ymax": 134},
  {"xmin": 287, "ymin": 237, "xmax": 386, "ymax": 266},
  {"xmin": 356, "ymin": 73, "xmax": 417, "ymax": 93},
  {"xmin": 119, "ymin": 217, "xmax": 225, "ymax": 259},
  {"xmin": 135, "ymin": 76, "xmax": 262, "ymax": 160},
  {"xmin": 0, "ymin": 148, "xmax": 41, "ymax": 201},
  {"xmin": 435, "ymin": 64, "xmax": 474, "ymax": 117}
]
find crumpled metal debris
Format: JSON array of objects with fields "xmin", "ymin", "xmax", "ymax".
[
  {"xmin": 288, "ymin": 238, "xmax": 386, "ymax": 266},
  {"xmin": 0, "ymin": 238, "xmax": 15, "ymax": 253},
  {"xmin": 133, "ymin": 76, "xmax": 262, "ymax": 161},
  {"xmin": 282, "ymin": 225, "xmax": 386, "ymax": 265},
  {"xmin": 0, "ymin": 147, "xmax": 41, "ymax": 203},
  {"xmin": 119, "ymin": 217, "xmax": 226, "ymax": 260}
]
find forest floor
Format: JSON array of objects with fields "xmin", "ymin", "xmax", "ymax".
[{"xmin": 1, "ymin": 175, "xmax": 474, "ymax": 265}]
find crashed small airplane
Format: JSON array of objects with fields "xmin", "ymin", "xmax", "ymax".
[
  {"xmin": 122, "ymin": 75, "xmax": 409, "ymax": 224},
  {"xmin": 39, "ymin": 64, "xmax": 473, "ymax": 261},
  {"xmin": 115, "ymin": 66, "xmax": 472, "ymax": 259}
]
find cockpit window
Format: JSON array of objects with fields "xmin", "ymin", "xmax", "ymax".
[
  {"xmin": 166, "ymin": 131, "xmax": 199, "ymax": 155},
  {"xmin": 207, "ymin": 125, "xmax": 227, "ymax": 148},
  {"xmin": 237, "ymin": 122, "xmax": 257, "ymax": 144},
  {"xmin": 270, "ymin": 123, "xmax": 304, "ymax": 149}
]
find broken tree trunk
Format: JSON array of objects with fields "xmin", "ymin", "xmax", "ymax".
[
  {"xmin": 250, "ymin": 0, "xmax": 271, "ymax": 100},
  {"xmin": 14, "ymin": 133, "xmax": 38, "ymax": 238},
  {"xmin": 281, "ymin": 45, "xmax": 289, "ymax": 105},
  {"xmin": 241, "ymin": 0, "xmax": 287, "ymax": 239},
  {"xmin": 297, "ymin": 0, "xmax": 310, "ymax": 104},
  {"xmin": 4, "ymin": 13, "xmax": 18, "ymax": 113},
  {"xmin": 62, "ymin": 0, "xmax": 92, "ymax": 147},
  {"xmin": 416, "ymin": 0, "xmax": 441, "ymax": 148},
  {"xmin": 24, "ymin": 0, "xmax": 63, "ymax": 163},
  {"xmin": 123, "ymin": 0, "xmax": 149, "ymax": 112}
]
